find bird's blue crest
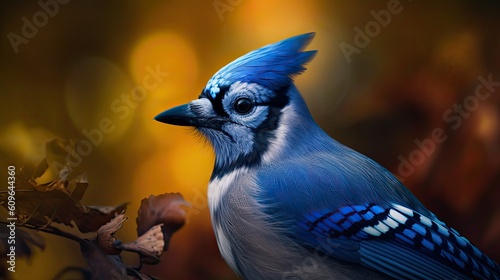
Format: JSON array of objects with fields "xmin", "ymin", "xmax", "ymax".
[{"xmin": 203, "ymin": 33, "xmax": 317, "ymax": 99}]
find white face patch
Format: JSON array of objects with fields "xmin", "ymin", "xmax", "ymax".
[
  {"xmin": 262, "ymin": 104, "xmax": 292, "ymax": 163},
  {"xmin": 221, "ymin": 82, "xmax": 272, "ymax": 128},
  {"xmin": 189, "ymin": 98, "xmax": 217, "ymax": 117},
  {"xmin": 228, "ymin": 81, "xmax": 274, "ymax": 103}
]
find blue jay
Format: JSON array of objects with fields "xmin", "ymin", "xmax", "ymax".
[{"xmin": 155, "ymin": 33, "xmax": 500, "ymax": 279}]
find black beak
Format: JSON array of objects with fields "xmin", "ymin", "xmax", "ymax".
[{"xmin": 154, "ymin": 104, "xmax": 198, "ymax": 126}]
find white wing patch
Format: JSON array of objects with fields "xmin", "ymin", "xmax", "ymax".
[
  {"xmin": 382, "ymin": 216, "xmax": 399, "ymax": 229},
  {"xmin": 362, "ymin": 205, "xmax": 414, "ymax": 237},
  {"xmin": 393, "ymin": 204, "xmax": 415, "ymax": 216},
  {"xmin": 389, "ymin": 208, "xmax": 408, "ymax": 225},
  {"xmin": 362, "ymin": 217, "xmax": 393, "ymax": 236},
  {"xmin": 362, "ymin": 225, "xmax": 382, "ymax": 236}
]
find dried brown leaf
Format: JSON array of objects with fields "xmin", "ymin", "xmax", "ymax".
[
  {"xmin": 74, "ymin": 204, "xmax": 128, "ymax": 233},
  {"xmin": 32, "ymin": 159, "xmax": 49, "ymax": 181},
  {"xmin": 136, "ymin": 193, "xmax": 188, "ymax": 251},
  {"xmin": 0, "ymin": 182, "xmax": 127, "ymax": 233},
  {"xmin": 44, "ymin": 139, "xmax": 86, "ymax": 182},
  {"xmin": 32, "ymin": 139, "xmax": 88, "ymax": 194},
  {"xmin": 32, "ymin": 159, "xmax": 55, "ymax": 185},
  {"xmin": 0, "ymin": 139, "xmax": 127, "ymax": 233},
  {"xmin": 114, "ymin": 224, "xmax": 164, "ymax": 265},
  {"xmin": 71, "ymin": 182, "xmax": 88, "ymax": 202},
  {"xmin": 96, "ymin": 214, "xmax": 127, "ymax": 255}
]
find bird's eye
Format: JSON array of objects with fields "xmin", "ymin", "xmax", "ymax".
[{"xmin": 233, "ymin": 98, "xmax": 254, "ymax": 114}]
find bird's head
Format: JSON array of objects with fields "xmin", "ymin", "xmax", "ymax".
[{"xmin": 155, "ymin": 33, "xmax": 317, "ymax": 176}]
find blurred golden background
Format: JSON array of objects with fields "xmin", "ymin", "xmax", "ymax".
[{"xmin": 0, "ymin": 0, "xmax": 499, "ymax": 279}]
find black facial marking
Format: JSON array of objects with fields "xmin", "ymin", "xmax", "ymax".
[
  {"xmin": 200, "ymin": 85, "xmax": 230, "ymax": 117},
  {"xmin": 211, "ymin": 85, "xmax": 291, "ymax": 180}
]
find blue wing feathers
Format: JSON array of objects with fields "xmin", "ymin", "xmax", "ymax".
[
  {"xmin": 256, "ymin": 133, "xmax": 499, "ymax": 279},
  {"xmin": 362, "ymin": 240, "xmax": 469, "ymax": 279},
  {"xmin": 299, "ymin": 203, "xmax": 499, "ymax": 279}
]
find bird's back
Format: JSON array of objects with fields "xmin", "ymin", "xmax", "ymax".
[{"xmin": 254, "ymin": 139, "xmax": 499, "ymax": 279}]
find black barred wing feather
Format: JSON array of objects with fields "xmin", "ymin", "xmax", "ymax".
[{"xmin": 298, "ymin": 203, "xmax": 500, "ymax": 280}]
